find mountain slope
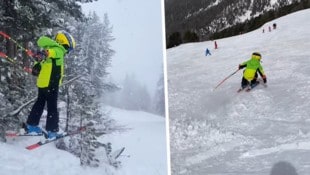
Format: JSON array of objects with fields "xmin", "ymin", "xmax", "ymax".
[
  {"xmin": 165, "ymin": 0, "xmax": 303, "ymax": 39},
  {"xmin": 167, "ymin": 9, "xmax": 310, "ymax": 175}
]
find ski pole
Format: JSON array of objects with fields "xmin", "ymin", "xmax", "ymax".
[
  {"xmin": 0, "ymin": 31, "xmax": 36, "ymax": 58},
  {"xmin": 0, "ymin": 51, "xmax": 16, "ymax": 64},
  {"xmin": 214, "ymin": 69, "xmax": 240, "ymax": 90},
  {"xmin": 0, "ymin": 51, "xmax": 32, "ymax": 74}
]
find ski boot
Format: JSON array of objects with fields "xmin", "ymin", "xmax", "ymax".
[
  {"xmin": 237, "ymin": 84, "xmax": 248, "ymax": 93},
  {"xmin": 25, "ymin": 124, "xmax": 43, "ymax": 135},
  {"xmin": 47, "ymin": 130, "xmax": 64, "ymax": 140},
  {"xmin": 250, "ymin": 81, "xmax": 259, "ymax": 89}
]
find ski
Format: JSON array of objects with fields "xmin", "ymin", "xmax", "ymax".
[
  {"xmin": 246, "ymin": 80, "xmax": 267, "ymax": 92},
  {"xmin": 237, "ymin": 88, "xmax": 245, "ymax": 93},
  {"xmin": 245, "ymin": 87, "xmax": 252, "ymax": 92},
  {"xmin": 238, "ymin": 79, "xmax": 267, "ymax": 93},
  {"xmin": 112, "ymin": 147, "xmax": 125, "ymax": 160},
  {"xmin": 6, "ymin": 132, "xmax": 44, "ymax": 137},
  {"xmin": 26, "ymin": 126, "xmax": 86, "ymax": 150},
  {"xmin": 6, "ymin": 123, "xmax": 47, "ymax": 138}
]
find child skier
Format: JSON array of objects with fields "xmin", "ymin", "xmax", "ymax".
[
  {"xmin": 205, "ymin": 48, "xmax": 211, "ymax": 56},
  {"xmin": 25, "ymin": 31, "xmax": 76, "ymax": 139},
  {"xmin": 238, "ymin": 52, "xmax": 267, "ymax": 91}
]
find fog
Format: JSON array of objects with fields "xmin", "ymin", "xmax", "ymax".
[{"xmin": 82, "ymin": 0, "xmax": 165, "ymax": 94}]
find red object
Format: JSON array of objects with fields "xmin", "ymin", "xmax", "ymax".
[
  {"xmin": 25, "ymin": 126, "xmax": 87, "ymax": 150},
  {"xmin": 0, "ymin": 31, "xmax": 10, "ymax": 39},
  {"xmin": 26, "ymin": 49, "xmax": 35, "ymax": 57},
  {"xmin": 214, "ymin": 41, "xmax": 218, "ymax": 49},
  {"xmin": 0, "ymin": 51, "xmax": 7, "ymax": 58},
  {"xmin": 24, "ymin": 67, "xmax": 32, "ymax": 73},
  {"xmin": 26, "ymin": 143, "xmax": 41, "ymax": 150},
  {"xmin": 0, "ymin": 31, "xmax": 35, "ymax": 58},
  {"xmin": 5, "ymin": 133, "xmax": 18, "ymax": 137}
]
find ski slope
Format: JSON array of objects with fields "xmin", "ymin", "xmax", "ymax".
[
  {"xmin": 167, "ymin": 9, "xmax": 310, "ymax": 175},
  {"xmin": 101, "ymin": 107, "xmax": 168, "ymax": 175},
  {"xmin": 0, "ymin": 107, "xmax": 168, "ymax": 175}
]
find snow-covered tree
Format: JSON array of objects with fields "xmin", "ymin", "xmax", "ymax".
[
  {"xmin": 59, "ymin": 12, "xmax": 116, "ymax": 167},
  {"xmin": 0, "ymin": 2, "xmax": 121, "ymax": 169},
  {"xmin": 152, "ymin": 74, "xmax": 166, "ymax": 116},
  {"xmin": 0, "ymin": 0, "xmax": 94, "ymax": 141}
]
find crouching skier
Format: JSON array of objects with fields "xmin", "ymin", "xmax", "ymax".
[
  {"xmin": 238, "ymin": 52, "xmax": 267, "ymax": 92},
  {"xmin": 25, "ymin": 31, "xmax": 76, "ymax": 139}
]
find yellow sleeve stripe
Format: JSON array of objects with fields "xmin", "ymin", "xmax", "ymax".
[{"xmin": 47, "ymin": 49, "xmax": 57, "ymax": 58}]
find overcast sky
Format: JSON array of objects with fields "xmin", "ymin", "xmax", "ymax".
[{"xmin": 82, "ymin": 0, "xmax": 165, "ymax": 94}]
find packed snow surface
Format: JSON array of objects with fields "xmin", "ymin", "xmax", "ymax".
[
  {"xmin": 0, "ymin": 107, "xmax": 168, "ymax": 175},
  {"xmin": 167, "ymin": 9, "xmax": 310, "ymax": 175}
]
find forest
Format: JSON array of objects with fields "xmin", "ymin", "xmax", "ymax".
[{"xmin": 0, "ymin": 0, "xmax": 120, "ymax": 167}]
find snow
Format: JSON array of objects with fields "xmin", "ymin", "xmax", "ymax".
[
  {"xmin": 0, "ymin": 107, "xmax": 168, "ymax": 175},
  {"xmin": 167, "ymin": 9, "xmax": 310, "ymax": 175},
  {"xmin": 207, "ymin": 0, "xmax": 223, "ymax": 10},
  {"xmin": 185, "ymin": 0, "xmax": 223, "ymax": 19},
  {"xmin": 270, "ymin": 0, "xmax": 279, "ymax": 6},
  {"xmin": 238, "ymin": 10, "xmax": 252, "ymax": 22},
  {"xmin": 101, "ymin": 107, "xmax": 168, "ymax": 175}
]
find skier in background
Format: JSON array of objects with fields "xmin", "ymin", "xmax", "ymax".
[
  {"xmin": 273, "ymin": 23, "xmax": 277, "ymax": 29},
  {"xmin": 205, "ymin": 48, "xmax": 211, "ymax": 56},
  {"xmin": 238, "ymin": 52, "xmax": 267, "ymax": 91},
  {"xmin": 214, "ymin": 41, "xmax": 218, "ymax": 49},
  {"xmin": 25, "ymin": 31, "xmax": 76, "ymax": 139}
]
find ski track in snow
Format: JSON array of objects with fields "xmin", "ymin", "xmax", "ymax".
[
  {"xmin": 168, "ymin": 9, "xmax": 310, "ymax": 175},
  {"xmin": 241, "ymin": 141, "xmax": 310, "ymax": 159},
  {"xmin": 100, "ymin": 107, "xmax": 168, "ymax": 175}
]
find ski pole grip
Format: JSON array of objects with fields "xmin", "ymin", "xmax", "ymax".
[{"xmin": 26, "ymin": 50, "xmax": 35, "ymax": 57}]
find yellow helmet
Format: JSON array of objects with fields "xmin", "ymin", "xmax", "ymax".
[
  {"xmin": 55, "ymin": 31, "xmax": 76, "ymax": 52},
  {"xmin": 252, "ymin": 52, "xmax": 261, "ymax": 60}
]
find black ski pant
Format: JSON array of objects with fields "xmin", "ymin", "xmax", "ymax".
[
  {"xmin": 27, "ymin": 87, "xmax": 59, "ymax": 132},
  {"xmin": 241, "ymin": 72, "xmax": 258, "ymax": 89}
]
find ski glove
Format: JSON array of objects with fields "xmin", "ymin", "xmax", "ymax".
[
  {"xmin": 239, "ymin": 64, "xmax": 246, "ymax": 70},
  {"xmin": 32, "ymin": 62, "xmax": 41, "ymax": 76},
  {"xmin": 262, "ymin": 75, "xmax": 267, "ymax": 83},
  {"xmin": 35, "ymin": 50, "xmax": 48, "ymax": 61}
]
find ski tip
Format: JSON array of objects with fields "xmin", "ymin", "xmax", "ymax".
[
  {"xmin": 5, "ymin": 133, "xmax": 18, "ymax": 137},
  {"xmin": 115, "ymin": 147, "xmax": 126, "ymax": 159},
  {"xmin": 26, "ymin": 143, "xmax": 40, "ymax": 150}
]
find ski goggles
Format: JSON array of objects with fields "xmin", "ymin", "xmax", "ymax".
[{"xmin": 252, "ymin": 54, "xmax": 261, "ymax": 60}]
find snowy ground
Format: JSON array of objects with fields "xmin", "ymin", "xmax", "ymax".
[
  {"xmin": 101, "ymin": 107, "xmax": 168, "ymax": 175},
  {"xmin": 0, "ymin": 107, "xmax": 168, "ymax": 175},
  {"xmin": 167, "ymin": 9, "xmax": 310, "ymax": 175}
]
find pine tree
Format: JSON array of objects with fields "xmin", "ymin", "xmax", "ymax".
[
  {"xmin": 0, "ymin": 0, "xmax": 91, "ymax": 141},
  {"xmin": 60, "ymin": 12, "xmax": 116, "ymax": 167}
]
